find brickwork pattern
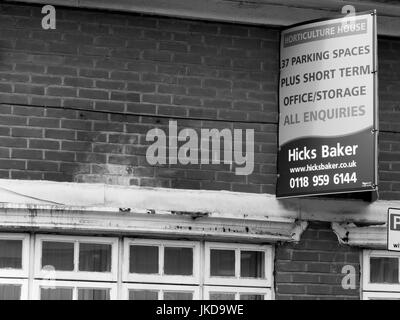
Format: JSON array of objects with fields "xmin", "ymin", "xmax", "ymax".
[
  {"xmin": 275, "ymin": 222, "xmax": 361, "ymax": 300},
  {"xmin": 377, "ymin": 37, "xmax": 400, "ymax": 200},
  {"xmin": 0, "ymin": 3, "xmax": 279, "ymax": 192}
]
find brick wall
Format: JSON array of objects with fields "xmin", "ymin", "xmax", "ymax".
[
  {"xmin": 275, "ymin": 222, "xmax": 361, "ymax": 300},
  {"xmin": 0, "ymin": 3, "xmax": 399, "ymax": 198},
  {"xmin": 0, "ymin": 3, "xmax": 279, "ymax": 193},
  {"xmin": 377, "ymin": 37, "xmax": 400, "ymax": 200}
]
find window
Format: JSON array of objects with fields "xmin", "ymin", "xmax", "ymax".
[
  {"xmin": 0, "ymin": 278, "xmax": 28, "ymax": 300},
  {"xmin": 123, "ymin": 284, "xmax": 200, "ymax": 300},
  {"xmin": 0, "ymin": 233, "xmax": 274, "ymax": 300},
  {"xmin": 0, "ymin": 234, "xmax": 29, "ymax": 300},
  {"xmin": 32, "ymin": 235, "xmax": 118, "ymax": 300},
  {"xmin": 42, "ymin": 241, "xmax": 74, "ymax": 271},
  {"xmin": 363, "ymin": 250, "xmax": 400, "ymax": 299},
  {"xmin": 123, "ymin": 239, "xmax": 200, "ymax": 284},
  {"xmin": 0, "ymin": 233, "xmax": 29, "ymax": 278},
  {"xmin": 33, "ymin": 280, "xmax": 117, "ymax": 300},
  {"xmin": 35, "ymin": 235, "xmax": 118, "ymax": 281},
  {"xmin": 204, "ymin": 286, "xmax": 271, "ymax": 300},
  {"xmin": 122, "ymin": 240, "xmax": 273, "ymax": 300},
  {"xmin": 0, "ymin": 240, "xmax": 22, "ymax": 269},
  {"xmin": 205, "ymin": 242, "xmax": 272, "ymax": 287},
  {"xmin": 210, "ymin": 249, "xmax": 235, "ymax": 277}
]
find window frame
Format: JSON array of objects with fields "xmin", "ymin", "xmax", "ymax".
[
  {"xmin": 0, "ymin": 233, "xmax": 29, "ymax": 278},
  {"xmin": 363, "ymin": 250, "xmax": 400, "ymax": 293},
  {"xmin": 203, "ymin": 285, "xmax": 272, "ymax": 300},
  {"xmin": 205, "ymin": 242, "xmax": 273, "ymax": 287},
  {"xmin": 33, "ymin": 280, "xmax": 117, "ymax": 300},
  {"xmin": 0, "ymin": 277, "xmax": 28, "ymax": 300},
  {"xmin": 123, "ymin": 238, "xmax": 200, "ymax": 284},
  {"xmin": 362, "ymin": 291, "xmax": 400, "ymax": 300},
  {"xmin": 123, "ymin": 283, "xmax": 200, "ymax": 300},
  {"xmin": 34, "ymin": 235, "xmax": 119, "ymax": 282},
  {"xmin": 0, "ymin": 232, "xmax": 276, "ymax": 300}
]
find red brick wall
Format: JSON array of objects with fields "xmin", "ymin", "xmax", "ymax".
[
  {"xmin": 275, "ymin": 222, "xmax": 361, "ymax": 300},
  {"xmin": 0, "ymin": 3, "xmax": 399, "ymax": 199}
]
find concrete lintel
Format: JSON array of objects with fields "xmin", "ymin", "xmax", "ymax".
[
  {"xmin": 332, "ymin": 222, "xmax": 387, "ymax": 249},
  {"xmin": 0, "ymin": 203, "xmax": 306, "ymax": 243},
  {"xmin": 0, "ymin": 179, "xmax": 397, "ymax": 224}
]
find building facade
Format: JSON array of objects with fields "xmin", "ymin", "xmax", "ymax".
[{"xmin": 0, "ymin": 0, "xmax": 399, "ymax": 300}]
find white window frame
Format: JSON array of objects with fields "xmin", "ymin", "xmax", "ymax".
[
  {"xmin": 33, "ymin": 280, "xmax": 117, "ymax": 300},
  {"xmin": 34, "ymin": 235, "xmax": 119, "ymax": 282},
  {"xmin": 0, "ymin": 233, "xmax": 29, "ymax": 278},
  {"xmin": 363, "ymin": 250, "xmax": 400, "ymax": 293},
  {"xmin": 203, "ymin": 285, "xmax": 272, "ymax": 300},
  {"xmin": 0, "ymin": 278, "xmax": 28, "ymax": 300},
  {"xmin": 123, "ymin": 239, "xmax": 200, "ymax": 284},
  {"xmin": 363, "ymin": 291, "xmax": 400, "ymax": 300},
  {"xmin": 205, "ymin": 242, "xmax": 273, "ymax": 287},
  {"xmin": 123, "ymin": 283, "xmax": 200, "ymax": 300}
]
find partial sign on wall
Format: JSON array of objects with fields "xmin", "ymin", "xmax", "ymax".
[
  {"xmin": 388, "ymin": 208, "xmax": 400, "ymax": 251},
  {"xmin": 277, "ymin": 11, "xmax": 378, "ymax": 198}
]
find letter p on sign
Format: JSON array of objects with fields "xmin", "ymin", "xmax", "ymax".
[{"xmin": 388, "ymin": 208, "xmax": 400, "ymax": 251}]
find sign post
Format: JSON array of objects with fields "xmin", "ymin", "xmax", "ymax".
[
  {"xmin": 277, "ymin": 11, "xmax": 378, "ymax": 198},
  {"xmin": 388, "ymin": 208, "xmax": 400, "ymax": 251}
]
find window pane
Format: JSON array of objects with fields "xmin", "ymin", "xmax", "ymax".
[
  {"xmin": 130, "ymin": 245, "xmax": 158, "ymax": 274},
  {"xmin": 78, "ymin": 288, "xmax": 110, "ymax": 300},
  {"xmin": 0, "ymin": 284, "xmax": 21, "ymax": 300},
  {"xmin": 164, "ymin": 247, "xmax": 193, "ymax": 276},
  {"xmin": 164, "ymin": 291, "xmax": 193, "ymax": 300},
  {"xmin": 370, "ymin": 257, "xmax": 399, "ymax": 283},
  {"xmin": 79, "ymin": 243, "xmax": 111, "ymax": 272},
  {"xmin": 210, "ymin": 249, "xmax": 235, "ymax": 277},
  {"xmin": 240, "ymin": 294, "xmax": 264, "ymax": 300},
  {"xmin": 42, "ymin": 242, "xmax": 74, "ymax": 271},
  {"xmin": 240, "ymin": 251, "xmax": 264, "ymax": 278},
  {"xmin": 40, "ymin": 288, "xmax": 73, "ymax": 300},
  {"xmin": 129, "ymin": 290, "xmax": 158, "ymax": 300},
  {"xmin": 0, "ymin": 240, "xmax": 22, "ymax": 269},
  {"xmin": 209, "ymin": 293, "xmax": 235, "ymax": 300}
]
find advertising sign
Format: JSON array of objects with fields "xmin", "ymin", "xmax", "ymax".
[
  {"xmin": 277, "ymin": 11, "xmax": 378, "ymax": 198},
  {"xmin": 388, "ymin": 208, "xmax": 400, "ymax": 251}
]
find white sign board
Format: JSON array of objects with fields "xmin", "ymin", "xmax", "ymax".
[
  {"xmin": 388, "ymin": 208, "xmax": 400, "ymax": 251},
  {"xmin": 277, "ymin": 11, "xmax": 378, "ymax": 198}
]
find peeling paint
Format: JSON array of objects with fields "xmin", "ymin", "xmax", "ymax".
[
  {"xmin": 27, "ymin": 206, "xmax": 38, "ymax": 218},
  {"xmin": 171, "ymin": 211, "xmax": 209, "ymax": 220},
  {"xmin": 342, "ymin": 231, "xmax": 350, "ymax": 243},
  {"xmin": 0, "ymin": 202, "xmax": 305, "ymax": 242}
]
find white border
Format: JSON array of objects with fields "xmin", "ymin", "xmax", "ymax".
[
  {"xmin": 204, "ymin": 242, "xmax": 273, "ymax": 287},
  {"xmin": 204, "ymin": 285, "xmax": 272, "ymax": 300},
  {"xmin": 363, "ymin": 250, "xmax": 400, "ymax": 292},
  {"xmin": 0, "ymin": 233, "xmax": 29, "ymax": 278},
  {"xmin": 0, "ymin": 278, "xmax": 28, "ymax": 300},
  {"xmin": 33, "ymin": 280, "xmax": 117, "ymax": 300},
  {"xmin": 123, "ymin": 238, "xmax": 200, "ymax": 285},
  {"xmin": 122, "ymin": 283, "xmax": 200, "ymax": 300},
  {"xmin": 34, "ymin": 235, "xmax": 119, "ymax": 282}
]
